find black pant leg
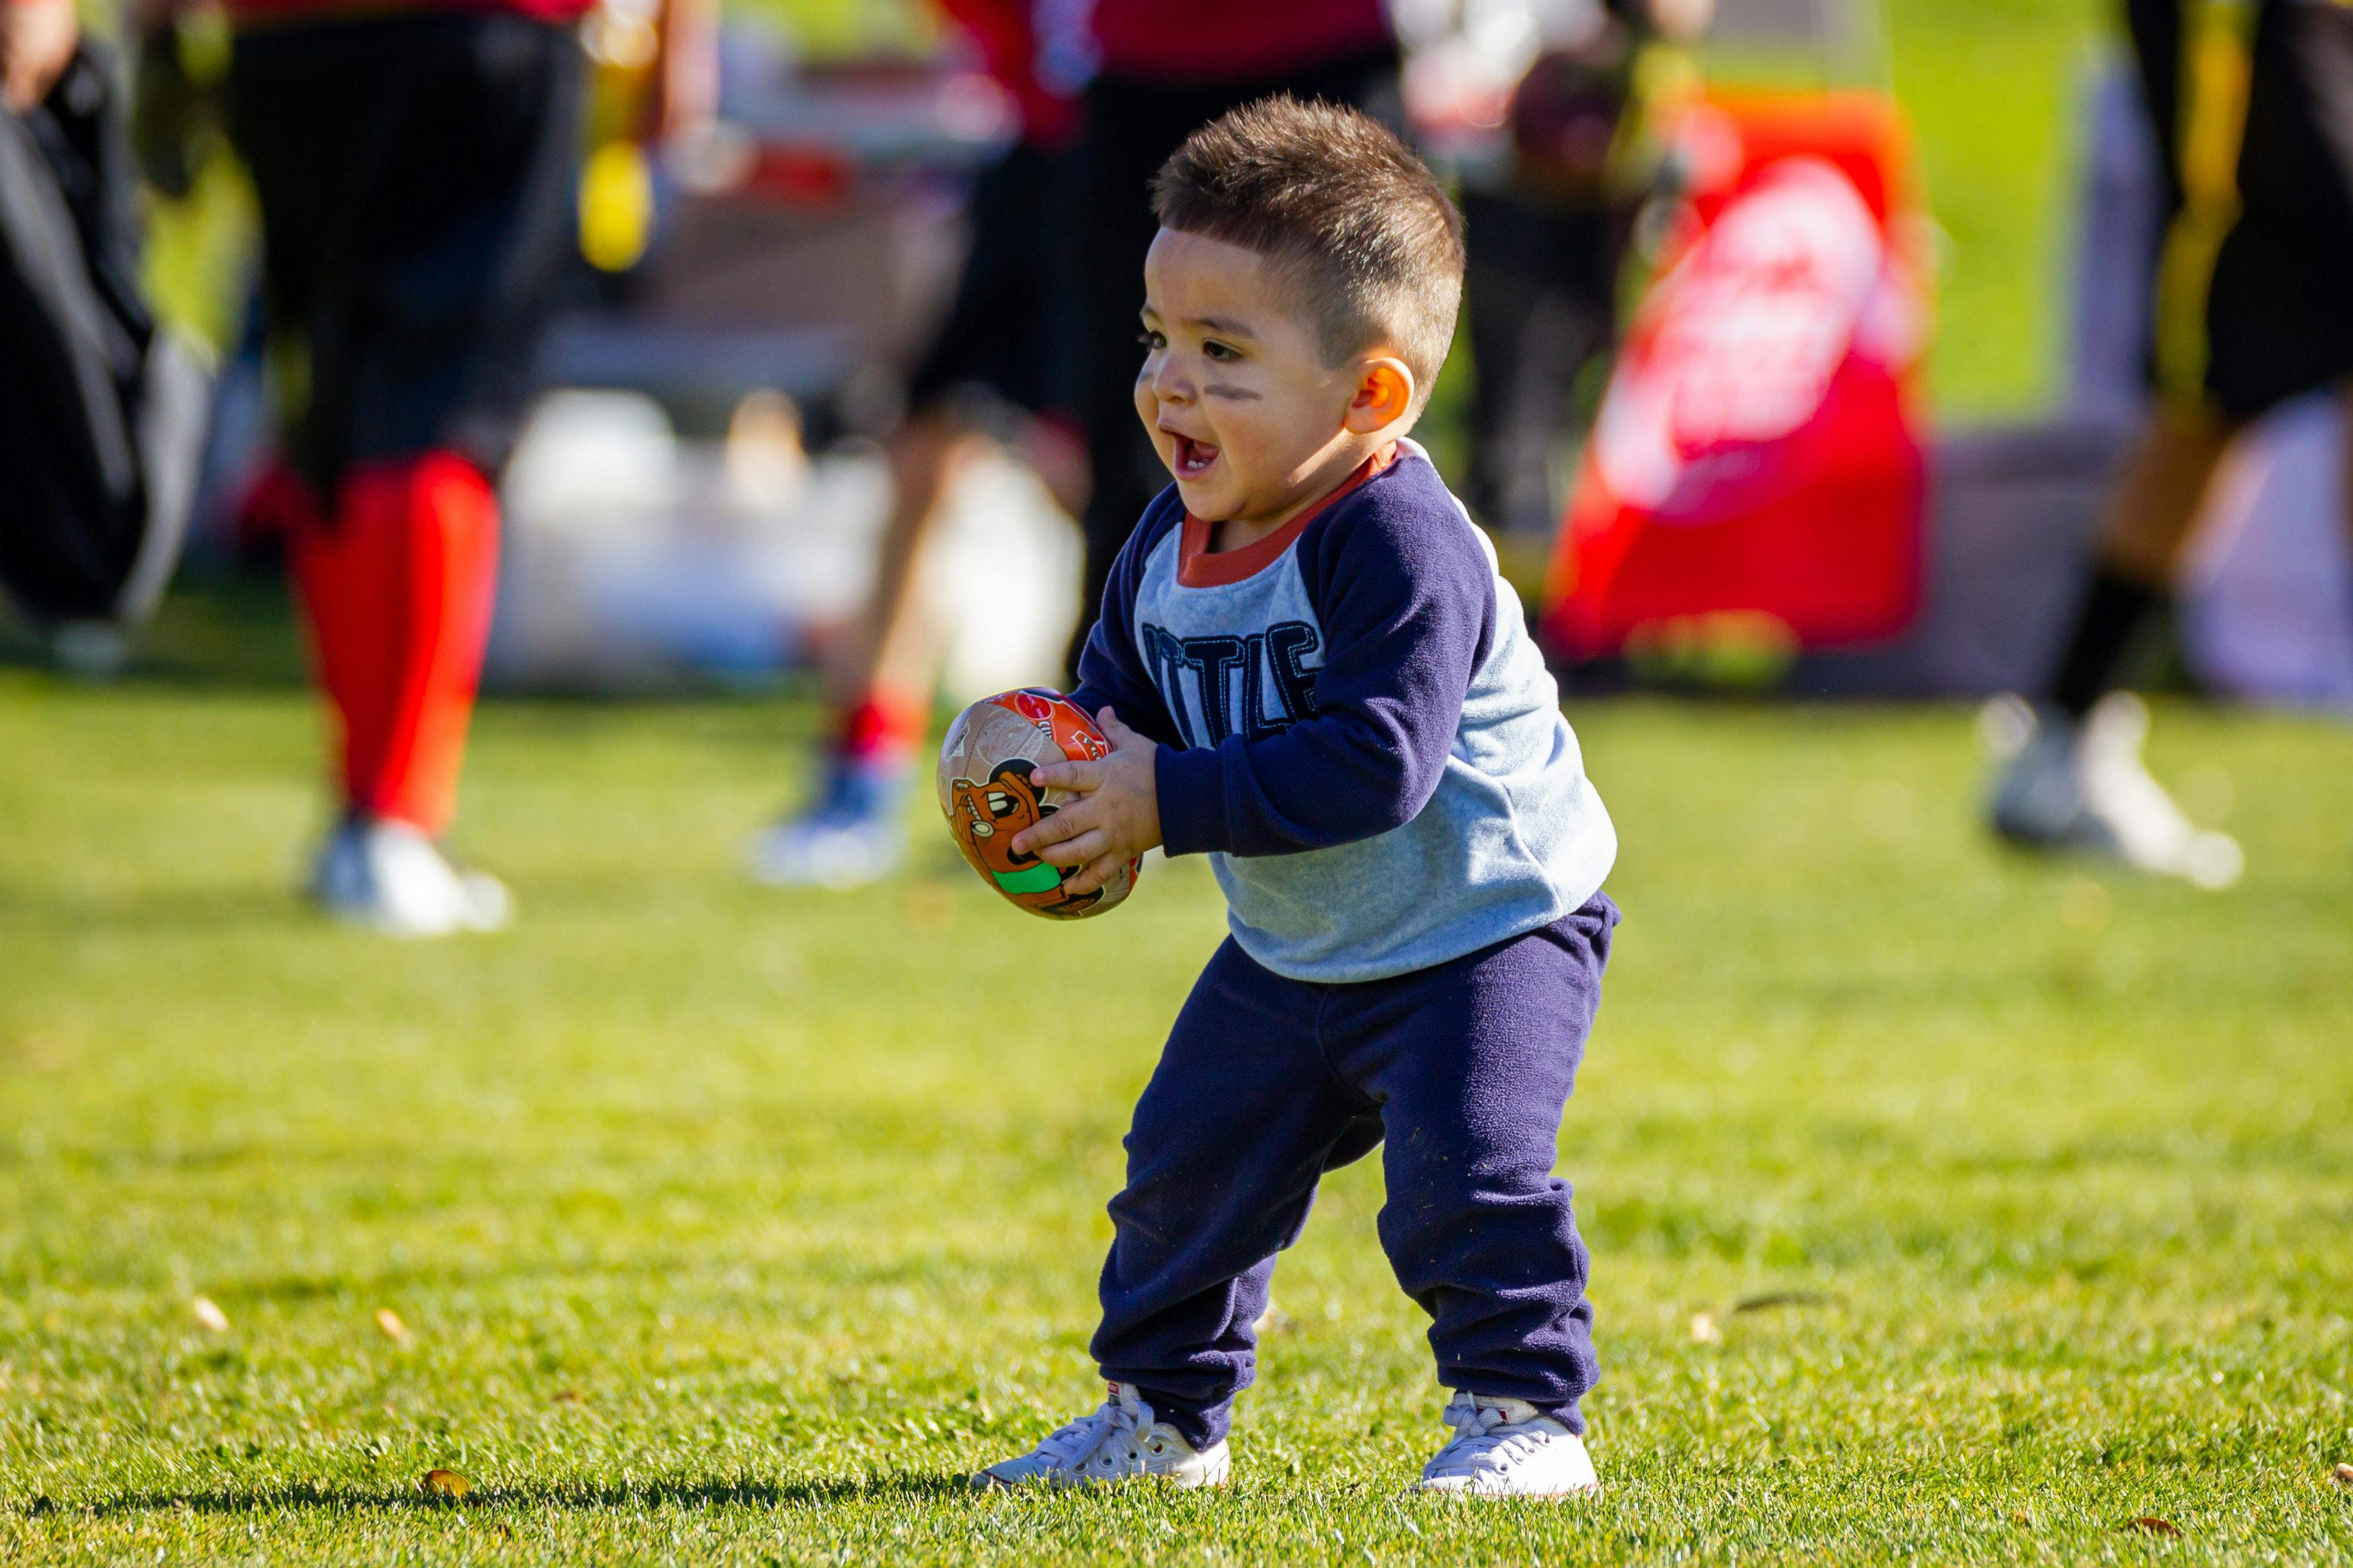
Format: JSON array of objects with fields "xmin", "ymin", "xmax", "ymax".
[{"xmin": 227, "ymin": 15, "xmax": 582, "ymax": 492}]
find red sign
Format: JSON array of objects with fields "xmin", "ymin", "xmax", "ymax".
[{"xmin": 1544, "ymin": 93, "xmax": 1931, "ymax": 660}]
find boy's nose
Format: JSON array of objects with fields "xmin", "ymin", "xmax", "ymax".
[{"xmin": 1148, "ymin": 359, "xmax": 1194, "ymax": 404}]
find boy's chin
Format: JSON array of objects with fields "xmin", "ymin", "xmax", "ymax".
[{"xmin": 1170, "ymin": 475, "xmax": 1241, "ymax": 521}]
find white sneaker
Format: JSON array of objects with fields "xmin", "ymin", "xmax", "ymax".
[
  {"xmin": 309, "ymin": 817, "xmax": 514, "ymax": 938},
  {"xmin": 973, "ymin": 1383, "xmax": 1230, "ymax": 1491},
  {"xmin": 746, "ymin": 810, "xmax": 902, "ymax": 890},
  {"xmin": 1412, "ymin": 1392, "xmax": 1599, "ymax": 1498},
  {"xmin": 750, "ymin": 755, "xmax": 912, "ymax": 891},
  {"xmin": 1983, "ymin": 694, "xmax": 2088, "ymax": 846},
  {"xmin": 1984, "ymin": 693, "xmax": 2242, "ymax": 889}
]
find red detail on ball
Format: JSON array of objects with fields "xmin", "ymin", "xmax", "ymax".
[{"xmin": 940, "ymin": 689, "xmax": 1141, "ymax": 920}]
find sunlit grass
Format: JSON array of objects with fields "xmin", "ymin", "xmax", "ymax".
[{"xmin": 2, "ymin": 644, "xmax": 2348, "ymax": 1562}]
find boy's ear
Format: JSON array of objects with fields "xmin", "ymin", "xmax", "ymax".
[{"xmin": 1344, "ymin": 357, "xmax": 1417, "ymax": 434}]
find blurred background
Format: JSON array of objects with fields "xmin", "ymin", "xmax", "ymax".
[{"xmin": 14, "ymin": 0, "xmax": 2345, "ymax": 709}]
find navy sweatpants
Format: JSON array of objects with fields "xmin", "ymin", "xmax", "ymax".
[{"xmin": 1091, "ymin": 894, "xmax": 1617, "ymax": 1450}]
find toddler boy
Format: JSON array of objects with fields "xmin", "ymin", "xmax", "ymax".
[{"xmin": 977, "ymin": 97, "xmax": 1619, "ymax": 1496}]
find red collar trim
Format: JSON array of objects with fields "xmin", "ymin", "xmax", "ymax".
[{"xmin": 1177, "ymin": 444, "xmax": 1397, "ymax": 589}]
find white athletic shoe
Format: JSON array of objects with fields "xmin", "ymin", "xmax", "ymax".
[
  {"xmin": 747, "ymin": 758, "xmax": 908, "ymax": 890},
  {"xmin": 309, "ymin": 817, "xmax": 514, "ymax": 938},
  {"xmin": 973, "ymin": 1383, "xmax": 1230, "ymax": 1491},
  {"xmin": 1412, "ymin": 1392, "xmax": 1599, "ymax": 1498},
  {"xmin": 1983, "ymin": 693, "xmax": 2242, "ymax": 889},
  {"xmin": 746, "ymin": 809, "xmax": 902, "ymax": 890}
]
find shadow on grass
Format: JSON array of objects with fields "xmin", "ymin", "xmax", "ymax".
[{"xmin": 21, "ymin": 1473, "xmax": 980, "ymax": 1521}]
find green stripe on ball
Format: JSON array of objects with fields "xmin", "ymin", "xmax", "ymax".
[{"xmin": 992, "ymin": 862, "xmax": 1064, "ymax": 894}]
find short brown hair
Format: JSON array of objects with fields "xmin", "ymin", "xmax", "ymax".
[{"xmin": 1150, "ymin": 97, "xmax": 1466, "ymax": 412}]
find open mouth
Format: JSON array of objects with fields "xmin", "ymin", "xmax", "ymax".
[{"xmin": 1171, "ymin": 434, "xmax": 1220, "ymax": 479}]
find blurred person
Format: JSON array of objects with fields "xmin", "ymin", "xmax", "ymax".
[
  {"xmin": 1456, "ymin": 0, "xmax": 1706, "ymax": 538},
  {"xmin": 749, "ymin": 0, "xmax": 1088, "ymax": 890},
  {"xmin": 1062, "ymin": 0, "xmax": 1404, "ymax": 676},
  {"xmin": 1988, "ymin": 0, "xmax": 2353, "ymax": 887},
  {"xmin": 161, "ymin": 0, "xmax": 598, "ymax": 935},
  {"xmin": 3, "ymin": 2, "xmax": 204, "ymax": 660}
]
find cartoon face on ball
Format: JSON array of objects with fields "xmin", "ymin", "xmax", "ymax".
[
  {"xmin": 938, "ymin": 687, "xmax": 1139, "ymax": 920},
  {"xmin": 947, "ymin": 758, "xmax": 1107, "ymax": 917}
]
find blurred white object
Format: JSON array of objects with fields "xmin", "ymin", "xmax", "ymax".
[
  {"xmin": 1399, "ymin": 0, "xmax": 1603, "ymax": 150},
  {"xmin": 926, "ymin": 452, "xmax": 1084, "ymax": 702},
  {"xmin": 310, "ymin": 819, "xmax": 514, "ymax": 937},
  {"xmin": 488, "ymin": 389, "xmax": 1080, "ymax": 694},
  {"xmin": 2177, "ymin": 392, "xmax": 2353, "ymax": 712},
  {"xmin": 500, "ymin": 388, "xmax": 681, "ymax": 527},
  {"xmin": 746, "ymin": 810, "xmax": 903, "ymax": 889},
  {"xmin": 1984, "ymin": 693, "xmax": 2243, "ymax": 889},
  {"xmin": 50, "ymin": 621, "xmax": 132, "ymax": 679}
]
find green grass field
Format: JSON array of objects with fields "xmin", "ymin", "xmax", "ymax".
[{"xmin": 2, "ymin": 612, "xmax": 2349, "ymax": 1563}]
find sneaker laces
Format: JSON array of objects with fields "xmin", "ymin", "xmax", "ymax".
[
  {"xmin": 1425, "ymin": 1394, "xmax": 1556, "ymax": 1480},
  {"xmin": 1035, "ymin": 1384, "xmax": 1155, "ymax": 1475}
]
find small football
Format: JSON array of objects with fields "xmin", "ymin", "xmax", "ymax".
[{"xmin": 938, "ymin": 689, "xmax": 1140, "ymax": 919}]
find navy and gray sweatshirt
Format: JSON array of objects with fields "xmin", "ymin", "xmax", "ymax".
[{"xmin": 1069, "ymin": 440, "xmax": 1616, "ymax": 983}]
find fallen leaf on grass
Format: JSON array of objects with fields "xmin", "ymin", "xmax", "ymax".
[
  {"xmin": 190, "ymin": 1296, "xmax": 229, "ymax": 1333},
  {"xmin": 553, "ymin": 1389, "xmax": 587, "ymax": 1405},
  {"xmin": 421, "ymin": 1468, "xmax": 471, "ymax": 1500},
  {"xmin": 2122, "ymin": 1517, "xmax": 2182, "ymax": 1537},
  {"xmin": 375, "ymin": 1308, "xmax": 408, "ymax": 1342},
  {"xmin": 1690, "ymin": 1312, "xmax": 1722, "ymax": 1344},
  {"xmin": 2332, "ymin": 1462, "xmax": 2353, "ymax": 1488}
]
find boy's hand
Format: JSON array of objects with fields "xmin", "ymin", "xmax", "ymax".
[{"xmin": 1012, "ymin": 708, "xmax": 1160, "ymax": 896}]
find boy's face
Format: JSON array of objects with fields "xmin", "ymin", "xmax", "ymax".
[{"xmin": 1135, "ymin": 228, "xmax": 1387, "ymax": 526}]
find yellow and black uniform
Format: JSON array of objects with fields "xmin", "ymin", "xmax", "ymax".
[{"xmin": 2132, "ymin": 0, "xmax": 2353, "ymax": 418}]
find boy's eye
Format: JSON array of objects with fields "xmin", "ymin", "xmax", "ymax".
[
  {"xmin": 1137, "ymin": 330, "xmax": 1166, "ymax": 350},
  {"xmin": 1204, "ymin": 340, "xmax": 1240, "ymax": 362}
]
